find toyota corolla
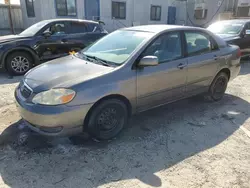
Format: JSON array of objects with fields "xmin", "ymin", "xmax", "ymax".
[{"xmin": 15, "ymin": 25, "xmax": 241, "ymax": 140}]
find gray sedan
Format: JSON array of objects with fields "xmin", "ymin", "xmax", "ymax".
[{"xmin": 15, "ymin": 25, "xmax": 241, "ymax": 140}]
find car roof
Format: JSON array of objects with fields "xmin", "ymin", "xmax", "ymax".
[
  {"xmin": 123, "ymin": 24, "xmax": 206, "ymax": 33},
  {"xmin": 122, "ymin": 24, "xmax": 227, "ymax": 48},
  {"xmin": 43, "ymin": 18, "xmax": 99, "ymax": 24}
]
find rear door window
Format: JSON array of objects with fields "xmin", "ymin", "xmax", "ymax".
[
  {"xmin": 68, "ymin": 21, "xmax": 88, "ymax": 34},
  {"xmin": 87, "ymin": 23, "xmax": 104, "ymax": 33},
  {"xmin": 184, "ymin": 32, "xmax": 213, "ymax": 56}
]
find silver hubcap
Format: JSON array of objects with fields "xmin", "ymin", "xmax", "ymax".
[{"xmin": 11, "ymin": 56, "xmax": 30, "ymax": 73}]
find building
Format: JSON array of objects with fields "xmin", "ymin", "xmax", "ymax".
[
  {"xmin": 236, "ymin": 0, "xmax": 250, "ymax": 17},
  {"xmin": 100, "ymin": 0, "xmax": 187, "ymax": 31},
  {"xmin": 20, "ymin": 0, "xmax": 187, "ymax": 31},
  {"xmin": 20, "ymin": 0, "xmax": 85, "ymax": 28},
  {"xmin": 186, "ymin": 0, "xmax": 250, "ymax": 27}
]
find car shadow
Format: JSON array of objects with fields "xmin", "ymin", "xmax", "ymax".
[
  {"xmin": 0, "ymin": 94, "xmax": 249, "ymax": 187},
  {"xmin": 240, "ymin": 61, "xmax": 250, "ymax": 75}
]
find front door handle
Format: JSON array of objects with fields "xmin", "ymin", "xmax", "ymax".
[{"xmin": 177, "ymin": 63, "xmax": 186, "ymax": 69}]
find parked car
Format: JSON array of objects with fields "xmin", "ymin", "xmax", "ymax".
[
  {"xmin": 207, "ymin": 19, "xmax": 250, "ymax": 57},
  {"xmin": 15, "ymin": 25, "xmax": 241, "ymax": 140},
  {"xmin": 0, "ymin": 19, "xmax": 107, "ymax": 75}
]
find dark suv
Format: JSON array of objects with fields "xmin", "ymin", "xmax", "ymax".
[
  {"xmin": 207, "ymin": 19, "xmax": 250, "ymax": 57},
  {"xmin": 0, "ymin": 19, "xmax": 107, "ymax": 75}
]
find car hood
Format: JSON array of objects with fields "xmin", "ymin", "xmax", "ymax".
[
  {"xmin": 216, "ymin": 34, "xmax": 240, "ymax": 41},
  {"xmin": 24, "ymin": 55, "xmax": 114, "ymax": 92},
  {"xmin": 0, "ymin": 35, "xmax": 27, "ymax": 43}
]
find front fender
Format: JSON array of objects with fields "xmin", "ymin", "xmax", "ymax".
[
  {"xmin": 1, "ymin": 46, "xmax": 39, "ymax": 68},
  {"xmin": 69, "ymin": 78, "xmax": 137, "ymax": 112}
]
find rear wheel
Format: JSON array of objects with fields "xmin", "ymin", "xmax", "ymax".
[
  {"xmin": 87, "ymin": 99, "xmax": 128, "ymax": 140},
  {"xmin": 6, "ymin": 52, "xmax": 33, "ymax": 75},
  {"xmin": 205, "ymin": 72, "xmax": 229, "ymax": 101}
]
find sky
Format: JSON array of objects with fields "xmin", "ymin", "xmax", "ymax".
[{"xmin": 0, "ymin": 0, "xmax": 20, "ymax": 4}]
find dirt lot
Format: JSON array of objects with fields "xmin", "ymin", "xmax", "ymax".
[{"xmin": 0, "ymin": 63, "xmax": 250, "ymax": 188}]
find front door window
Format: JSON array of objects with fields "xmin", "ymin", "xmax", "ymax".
[
  {"xmin": 142, "ymin": 32, "xmax": 182, "ymax": 63},
  {"xmin": 43, "ymin": 22, "xmax": 67, "ymax": 36}
]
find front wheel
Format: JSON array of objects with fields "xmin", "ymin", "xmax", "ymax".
[
  {"xmin": 87, "ymin": 99, "xmax": 128, "ymax": 140},
  {"xmin": 205, "ymin": 72, "xmax": 229, "ymax": 101},
  {"xmin": 6, "ymin": 52, "xmax": 33, "ymax": 76}
]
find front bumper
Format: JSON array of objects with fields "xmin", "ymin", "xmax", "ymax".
[{"xmin": 15, "ymin": 88, "xmax": 93, "ymax": 137}]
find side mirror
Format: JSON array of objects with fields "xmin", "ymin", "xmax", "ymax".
[
  {"xmin": 138, "ymin": 56, "xmax": 159, "ymax": 67},
  {"xmin": 43, "ymin": 31, "xmax": 51, "ymax": 38},
  {"xmin": 245, "ymin": 29, "xmax": 250, "ymax": 36}
]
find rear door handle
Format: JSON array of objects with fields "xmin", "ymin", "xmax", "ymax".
[
  {"xmin": 177, "ymin": 63, "xmax": 187, "ymax": 69},
  {"xmin": 214, "ymin": 55, "xmax": 218, "ymax": 60},
  {"xmin": 61, "ymin": 39, "xmax": 67, "ymax": 43}
]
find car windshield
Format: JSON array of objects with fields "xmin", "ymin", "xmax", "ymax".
[
  {"xmin": 19, "ymin": 20, "xmax": 49, "ymax": 36},
  {"xmin": 207, "ymin": 22, "xmax": 244, "ymax": 35},
  {"xmin": 80, "ymin": 30, "xmax": 154, "ymax": 65}
]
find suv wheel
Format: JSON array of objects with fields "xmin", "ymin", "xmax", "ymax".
[
  {"xmin": 205, "ymin": 72, "xmax": 229, "ymax": 101},
  {"xmin": 6, "ymin": 52, "xmax": 32, "ymax": 75},
  {"xmin": 87, "ymin": 99, "xmax": 128, "ymax": 140}
]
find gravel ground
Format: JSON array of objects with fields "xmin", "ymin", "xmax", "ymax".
[{"xmin": 0, "ymin": 63, "xmax": 250, "ymax": 188}]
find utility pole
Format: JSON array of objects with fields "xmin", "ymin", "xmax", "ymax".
[
  {"xmin": 5, "ymin": 0, "xmax": 14, "ymax": 34},
  {"xmin": 186, "ymin": 0, "xmax": 188, "ymax": 25}
]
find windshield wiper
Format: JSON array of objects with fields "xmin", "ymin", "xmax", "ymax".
[
  {"xmin": 91, "ymin": 56, "xmax": 112, "ymax": 67},
  {"xmin": 76, "ymin": 53, "xmax": 94, "ymax": 62},
  {"xmin": 80, "ymin": 53, "xmax": 114, "ymax": 67}
]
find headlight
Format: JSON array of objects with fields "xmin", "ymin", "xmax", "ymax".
[{"xmin": 32, "ymin": 89, "xmax": 75, "ymax": 105}]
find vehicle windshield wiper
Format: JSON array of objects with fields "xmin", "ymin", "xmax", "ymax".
[
  {"xmin": 75, "ymin": 53, "xmax": 94, "ymax": 61},
  {"xmin": 80, "ymin": 53, "xmax": 115, "ymax": 67}
]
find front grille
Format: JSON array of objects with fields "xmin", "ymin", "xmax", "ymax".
[{"xmin": 20, "ymin": 83, "xmax": 32, "ymax": 99}]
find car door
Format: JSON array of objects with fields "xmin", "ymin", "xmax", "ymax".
[
  {"xmin": 184, "ymin": 31, "xmax": 221, "ymax": 95},
  {"xmin": 85, "ymin": 23, "xmax": 107, "ymax": 44},
  {"xmin": 136, "ymin": 31, "xmax": 188, "ymax": 112},
  {"xmin": 239, "ymin": 22, "xmax": 250, "ymax": 56},
  {"xmin": 58, "ymin": 21, "xmax": 88, "ymax": 52},
  {"xmin": 34, "ymin": 21, "xmax": 69, "ymax": 61}
]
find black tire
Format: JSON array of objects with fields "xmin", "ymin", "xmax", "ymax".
[
  {"xmin": 87, "ymin": 99, "xmax": 128, "ymax": 140},
  {"xmin": 205, "ymin": 72, "xmax": 229, "ymax": 101},
  {"xmin": 6, "ymin": 51, "xmax": 33, "ymax": 76}
]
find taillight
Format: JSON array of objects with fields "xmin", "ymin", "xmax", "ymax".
[{"xmin": 237, "ymin": 49, "xmax": 242, "ymax": 58}]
